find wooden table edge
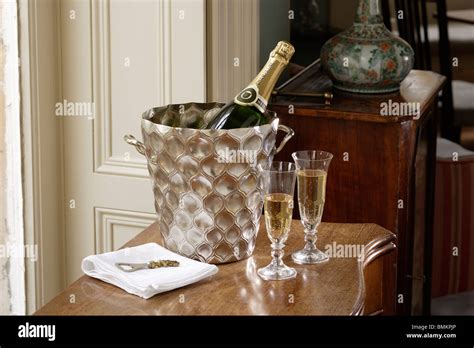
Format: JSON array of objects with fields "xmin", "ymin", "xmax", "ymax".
[{"xmin": 351, "ymin": 231, "xmax": 397, "ymax": 316}]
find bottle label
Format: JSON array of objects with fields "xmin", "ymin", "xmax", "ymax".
[{"xmin": 234, "ymin": 85, "xmax": 267, "ymax": 113}]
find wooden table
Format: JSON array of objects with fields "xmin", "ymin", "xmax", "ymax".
[
  {"xmin": 35, "ymin": 221, "xmax": 395, "ymax": 316},
  {"xmin": 272, "ymin": 64, "xmax": 445, "ymax": 315}
]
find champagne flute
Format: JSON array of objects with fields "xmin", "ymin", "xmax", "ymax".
[
  {"xmin": 257, "ymin": 162, "xmax": 297, "ymax": 280},
  {"xmin": 292, "ymin": 150, "xmax": 333, "ymax": 264}
]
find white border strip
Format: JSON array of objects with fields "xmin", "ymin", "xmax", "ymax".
[{"xmin": 2, "ymin": 0, "xmax": 26, "ymax": 314}]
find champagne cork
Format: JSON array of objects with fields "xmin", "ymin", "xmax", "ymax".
[{"xmin": 271, "ymin": 41, "xmax": 295, "ymax": 63}]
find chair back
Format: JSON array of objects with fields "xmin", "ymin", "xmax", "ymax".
[{"xmin": 382, "ymin": 0, "xmax": 457, "ymax": 140}]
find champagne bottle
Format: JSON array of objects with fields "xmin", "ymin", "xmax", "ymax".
[{"xmin": 207, "ymin": 41, "xmax": 295, "ymax": 129}]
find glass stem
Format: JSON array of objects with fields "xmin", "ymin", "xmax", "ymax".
[
  {"xmin": 304, "ymin": 230, "xmax": 317, "ymax": 251},
  {"xmin": 271, "ymin": 242, "xmax": 284, "ymax": 267}
]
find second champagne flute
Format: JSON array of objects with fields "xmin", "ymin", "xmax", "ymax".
[{"xmin": 292, "ymin": 150, "xmax": 333, "ymax": 264}]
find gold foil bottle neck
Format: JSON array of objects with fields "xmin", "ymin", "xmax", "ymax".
[{"xmin": 271, "ymin": 41, "xmax": 295, "ymax": 63}]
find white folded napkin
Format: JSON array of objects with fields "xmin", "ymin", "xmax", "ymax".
[{"xmin": 81, "ymin": 243, "xmax": 218, "ymax": 299}]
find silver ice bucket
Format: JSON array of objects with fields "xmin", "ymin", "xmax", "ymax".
[{"xmin": 125, "ymin": 102, "xmax": 294, "ymax": 263}]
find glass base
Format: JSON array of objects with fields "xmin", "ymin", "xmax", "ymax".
[
  {"xmin": 257, "ymin": 263, "xmax": 297, "ymax": 281},
  {"xmin": 292, "ymin": 248, "xmax": 329, "ymax": 264}
]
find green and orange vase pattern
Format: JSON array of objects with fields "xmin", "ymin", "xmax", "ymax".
[{"xmin": 321, "ymin": 0, "xmax": 414, "ymax": 94}]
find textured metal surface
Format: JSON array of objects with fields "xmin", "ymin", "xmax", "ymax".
[{"xmin": 126, "ymin": 103, "xmax": 293, "ymax": 264}]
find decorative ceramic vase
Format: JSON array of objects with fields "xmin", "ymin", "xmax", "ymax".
[{"xmin": 321, "ymin": 0, "xmax": 414, "ymax": 93}]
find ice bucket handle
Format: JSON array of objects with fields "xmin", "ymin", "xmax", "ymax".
[
  {"xmin": 124, "ymin": 134, "xmax": 146, "ymax": 156},
  {"xmin": 274, "ymin": 124, "xmax": 295, "ymax": 155}
]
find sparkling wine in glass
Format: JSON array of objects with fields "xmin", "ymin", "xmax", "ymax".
[
  {"xmin": 258, "ymin": 162, "xmax": 297, "ymax": 280},
  {"xmin": 292, "ymin": 151, "xmax": 333, "ymax": 264},
  {"xmin": 264, "ymin": 192, "xmax": 293, "ymax": 244},
  {"xmin": 297, "ymin": 169, "xmax": 327, "ymax": 228}
]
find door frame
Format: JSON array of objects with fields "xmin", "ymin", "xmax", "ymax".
[
  {"xmin": 19, "ymin": 0, "xmax": 64, "ymax": 313},
  {"xmin": 206, "ymin": 0, "xmax": 260, "ymax": 102}
]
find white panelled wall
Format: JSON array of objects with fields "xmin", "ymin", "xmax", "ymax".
[{"xmin": 60, "ymin": 0, "xmax": 206, "ymax": 284}]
